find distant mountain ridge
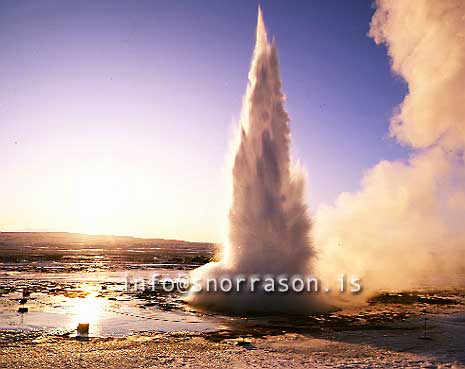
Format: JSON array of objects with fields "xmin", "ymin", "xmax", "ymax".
[{"xmin": 0, "ymin": 232, "xmax": 213, "ymax": 249}]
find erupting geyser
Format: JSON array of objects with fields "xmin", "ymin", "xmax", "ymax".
[{"xmin": 187, "ymin": 8, "xmax": 329, "ymax": 313}]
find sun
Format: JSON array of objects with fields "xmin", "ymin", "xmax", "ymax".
[{"xmin": 74, "ymin": 173, "xmax": 129, "ymax": 235}]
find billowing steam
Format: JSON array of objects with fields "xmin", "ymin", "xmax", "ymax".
[
  {"xmin": 315, "ymin": 0, "xmax": 465, "ymax": 293},
  {"xmin": 187, "ymin": 9, "xmax": 329, "ymax": 313}
]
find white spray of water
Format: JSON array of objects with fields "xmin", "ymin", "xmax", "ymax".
[{"xmin": 187, "ymin": 9, "xmax": 329, "ymax": 313}]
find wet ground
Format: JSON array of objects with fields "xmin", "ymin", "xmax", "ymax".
[
  {"xmin": 1, "ymin": 266, "xmax": 465, "ymax": 343},
  {"xmin": 1, "ymin": 233, "xmax": 465, "ymax": 367}
]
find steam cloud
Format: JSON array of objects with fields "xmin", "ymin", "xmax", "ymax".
[
  {"xmin": 187, "ymin": 9, "xmax": 329, "ymax": 313},
  {"xmin": 315, "ymin": 0, "xmax": 465, "ymax": 293}
]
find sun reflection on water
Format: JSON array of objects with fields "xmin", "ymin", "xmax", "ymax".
[{"xmin": 70, "ymin": 287, "xmax": 106, "ymax": 333}]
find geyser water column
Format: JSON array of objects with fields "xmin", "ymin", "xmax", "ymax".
[{"xmin": 187, "ymin": 8, "xmax": 329, "ymax": 314}]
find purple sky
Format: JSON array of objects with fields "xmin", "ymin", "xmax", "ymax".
[{"xmin": 0, "ymin": 1, "xmax": 408, "ymax": 241}]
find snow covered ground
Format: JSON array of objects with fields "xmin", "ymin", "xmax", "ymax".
[{"xmin": 2, "ymin": 312, "xmax": 464, "ymax": 368}]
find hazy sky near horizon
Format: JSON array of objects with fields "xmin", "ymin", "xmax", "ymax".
[{"xmin": 1, "ymin": 0, "xmax": 407, "ymax": 241}]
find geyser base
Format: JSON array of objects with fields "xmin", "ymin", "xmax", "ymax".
[
  {"xmin": 186, "ymin": 262, "xmax": 337, "ymax": 315},
  {"xmin": 187, "ymin": 291, "xmax": 336, "ymax": 315}
]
